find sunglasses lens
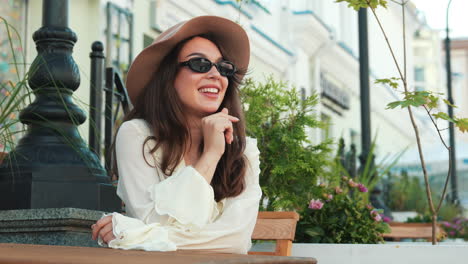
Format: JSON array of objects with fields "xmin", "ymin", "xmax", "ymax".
[
  {"xmin": 189, "ymin": 58, "xmax": 212, "ymax": 73},
  {"xmin": 184, "ymin": 58, "xmax": 236, "ymax": 77},
  {"xmin": 217, "ymin": 61, "xmax": 235, "ymax": 77}
]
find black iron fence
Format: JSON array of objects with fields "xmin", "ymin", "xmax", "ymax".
[{"xmin": 88, "ymin": 41, "xmax": 132, "ymax": 176}]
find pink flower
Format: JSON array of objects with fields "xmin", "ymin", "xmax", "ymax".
[
  {"xmin": 348, "ymin": 179, "xmax": 358, "ymax": 188},
  {"xmin": 382, "ymin": 215, "xmax": 391, "ymax": 223},
  {"xmin": 309, "ymin": 199, "xmax": 324, "ymax": 210},
  {"xmin": 371, "ymin": 210, "xmax": 382, "ymax": 221},
  {"xmin": 335, "ymin": 186, "xmax": 343, "ymax": 194},
  {"xmin": 322, "ymin": 193, "xmax": 333, "ymax": 200},
  {"xmin": 366, "ymin": 204, "xmax": 374, "ymax": 210},
  {"xmin": 357, "ymin": 183, "xmax": 368, "ymax": 193}
]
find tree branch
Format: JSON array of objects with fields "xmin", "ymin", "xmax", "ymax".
[
  {"xmin": 367, "ymin": 1, "xmax": 406, "ymax": 83},
  {"xmin": 402, "ymin": 0, "xmax": 407, "ymax": 82},
  {"xmin": 423, "ymin": 105, "xmax": 452, "ymax": 213}
]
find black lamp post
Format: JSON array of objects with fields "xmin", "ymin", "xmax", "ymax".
[
  {"xmin": 445, "ymin": 0, "xmax": 459, "ymax": 204},
  {"xmin": 358, "ymin": 8, "xmax": 372, "ymax": 168},
  {"xmin": 0, "ymin": 0, "xmax": 120, "ymax": 211}
]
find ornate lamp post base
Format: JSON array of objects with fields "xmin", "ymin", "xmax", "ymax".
[{"xmin": 0, "ymin": 0, "xmax": 120, "ymax": 212}]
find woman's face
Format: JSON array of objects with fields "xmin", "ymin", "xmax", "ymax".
[{"xmin": 174, "ymin": 37, "xmax": 229, "ymax": 118}]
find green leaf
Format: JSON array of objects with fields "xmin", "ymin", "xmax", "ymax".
[
  {"xmin": 427, "ymin": 95, "xmax": 439, "ymax": 109},
  {"xmin": 407, "ymin": 91, "xmax": 428, "ymax": 107},
  {"xmin": 304, "ymin": 227, "xmax": 324, "ymax": 237},
  {"xmin": 432, "ymin": 112, "xmax": 456, "ymax": 123},
  {"xmin": 386, "ymin": 101, "xmax": 403, "ymax": 109},
  {"xmin": 455, "ymin": 118, "xmax": 468, "ymax": 133},
  {"xmin": 375, "ymin": 77, "xmax": 400, "ymax": 89},
  {"xmin": 443, "ymin": 99, "xmax": 458, "ymax": 108}
]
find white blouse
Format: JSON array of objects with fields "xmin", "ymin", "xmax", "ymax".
[{"xmin": 102, "ymin": 119, "xmax": 262, "ymax": 254}]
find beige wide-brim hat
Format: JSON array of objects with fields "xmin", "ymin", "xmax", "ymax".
[{"xmin": 125, "ymin": 16, "xmax": 250, "ymax": 105}]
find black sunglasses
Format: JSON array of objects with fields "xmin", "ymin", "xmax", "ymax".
[{"xmin": 179, "ymin": 57, "xmax": 237, "ymax": 77}]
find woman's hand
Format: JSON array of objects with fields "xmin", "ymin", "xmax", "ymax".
[
  {"xmin": 91, "ymin": 215, "xmax": 116, "ymax": 244},
  {"xmin": 194, "ymin": 108, "xmax": 239, "ymax": 183},
  {"xmin": 201, "ymin": 108, "xmax": 239, "ymax": 158}
]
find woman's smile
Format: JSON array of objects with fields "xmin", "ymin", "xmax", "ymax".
[{"xmin": 198, "ymin": 85, "xmax": 221, "ymax": 99}]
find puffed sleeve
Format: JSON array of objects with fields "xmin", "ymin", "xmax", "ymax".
[
  {"xmin": 114, "ymin": 120, "xmax": 220, "ymax": 229},
  {"xmin": 169, "ymin": 137, "xmax": 262, "ymax": 254},
  {"xmin": 108, "ymin": 134, "xmax": 262, "ymax": 254}
]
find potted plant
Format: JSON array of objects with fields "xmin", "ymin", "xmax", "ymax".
[
  {"xmin": 241, "ymin": 77, "xmax": 395, "ymax": 257},
  {"xmin": 240, "ymin": 77, "xmax": 333, "ymax": 211}
]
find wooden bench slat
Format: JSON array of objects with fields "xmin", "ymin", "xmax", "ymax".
[
  {"xmin": 251, "ymin": 218, "xmax": 298, "ymax": 240},
  {"xmin": 249, "ymin": 211, "xmax": 299, "ymax": 257},
  {"xmin": 383, "ymin": 222, "xmax": 446, "ymax": 241},
  {"xmin": 257, "ymin": 212, "xmax": 300, "ymax": 220}
]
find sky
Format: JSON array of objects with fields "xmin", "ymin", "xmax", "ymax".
[{"xmin": 411, "ymin": 0, "xmax": 468, "ymax": 39}]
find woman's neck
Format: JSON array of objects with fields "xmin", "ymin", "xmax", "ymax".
[{"xmin": 184, "ymin": 117, "xmax": 203, "ymax": 165}]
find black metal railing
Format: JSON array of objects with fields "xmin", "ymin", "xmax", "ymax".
[
  {"xmin": 89, "ymin": 41, "xmax": 132, "ymax": 176},
  {"xmin": 104, "ymin": 67, "xmax": 132, "ymax": 173},
  {"xmin": 337, "ymin": 138, "xmax": 357, "ymax": 179}
]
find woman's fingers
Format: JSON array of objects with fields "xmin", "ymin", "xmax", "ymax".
[
  {"xmin": 213, "ymin": 108, "xmax": 239, "ymax": 123},
  {"xmin": 209, "ymin": 116, "xmax": 234, "ymax": 144},
  {"xmin": 218, "ymin": 109, "xmax": 235, "ymax": 144},
  {"xmin": 103, "ymin": 230, "xmax": 116, "ymax": 244},
  {"xmin": 91, "ymin": 215, "xmax": 112, "ymax": 240},
  {"xmin": 98, "ymin": 223, "xmax": 114, "ymax": 244},
  {"xmin": 200, "ymin": 108, "xmax": 239, "ymax": 157},
  {"xmin": 223, "ymin": 119, "xmax": 234, "ymax": 144},
  {"xmin": 216, "ymin": 113, "xmax": 239, "ymax": 123}
]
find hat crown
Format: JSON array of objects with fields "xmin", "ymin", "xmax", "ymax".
[
  {"xmin": 154, "ymin": 21, "xmax": 186, "ymax": 44},
  {"xmin": 125, "ymin": 16, "xmax": 250, "ymax": 105}
]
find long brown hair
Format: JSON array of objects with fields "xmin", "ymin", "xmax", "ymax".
[{"xmin": 113, "ymin": 34, "xmax": 248, "ymax": 202}]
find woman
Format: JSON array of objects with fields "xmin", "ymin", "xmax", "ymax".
[{"xmin": 91, "ymin": 16, "xmax": 261, "ymax": 254}]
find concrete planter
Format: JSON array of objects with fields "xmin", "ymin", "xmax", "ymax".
[{"xmin": 291, "ymin": 243, "xmax": 468, "ymax": 264}]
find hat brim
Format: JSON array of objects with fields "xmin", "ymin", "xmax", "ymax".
[{"xmin": 125, "ymin": 16, "xmax": 250, "ymax": 105}]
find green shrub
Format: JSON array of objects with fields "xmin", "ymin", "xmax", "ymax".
[
  {"xmin": 385, "ymin": 172, "xmax": 427, "ymax": 213},
  {"xmin": 295, "ymin": 176, "xmax": 390, "ymax": 243},
  {"xmin": 240, "ymin": 77, "xmax": 333, "ymax": 211}
]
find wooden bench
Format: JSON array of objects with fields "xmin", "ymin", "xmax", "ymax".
[
  {"xmin": 383, "ymin": 222, "xmax": 446, "ymax": 241},
  {"xmin": 0, "ymin": 243, "xmax": 317, "ymax": 264},
  {"xmin": 249, "ymin": 211, "xmax": 300, "ymax": 256}
]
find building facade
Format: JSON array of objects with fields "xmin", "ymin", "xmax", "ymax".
[{"xmin": 2, "ymin": 0, "xmax": 446, "ymax": 162}]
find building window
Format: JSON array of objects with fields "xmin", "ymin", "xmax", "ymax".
[
  {"xmin": 300, "ymin": 87, "xmax": 306, "ymax": 101},
  {"xmin": 143, "ymin": 34, "xmax": 153, "ymax": 49},
  {"xmin": 414, "ymin": 67, "xmax": 425, "ymax": 91},
  {"xmin": 105, "ymin": 2, "xmax": 133, "ymax": 76},
  {"xmin": 414, "ymin": 67, "xmax": 425, "ymax": 82}
]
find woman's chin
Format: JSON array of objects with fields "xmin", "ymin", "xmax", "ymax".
[{"xmin": 201, "ymin": 105, "xmax": 222, "ymax": 114}]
